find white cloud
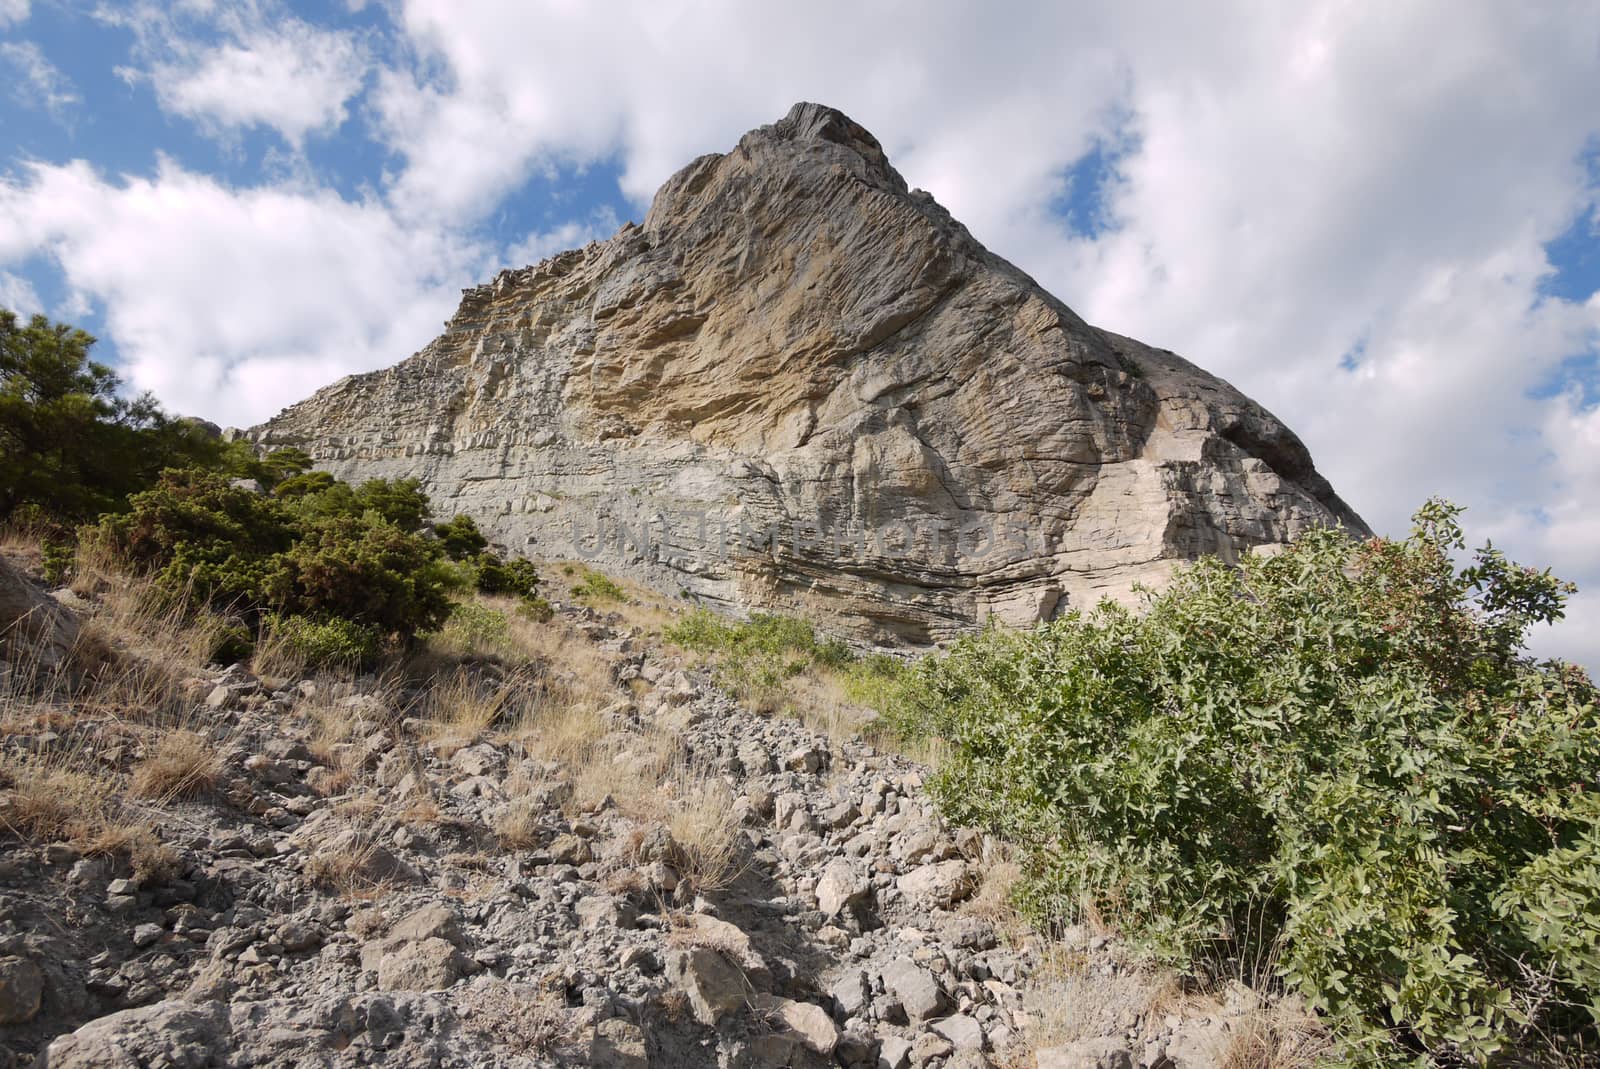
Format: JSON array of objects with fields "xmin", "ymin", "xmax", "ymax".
[
  {"xmin": 503, "ymin": 208, "xmax": 619, "ymax": 269},
  {"xmin": 0, "ymin": 0, "xmax": 28, "ymax": 28},
  {"xmin": 99, "ymin": 1, "xmax": 366, "ymax": 147},
  {"xmin": 0, "ymin": 40, "xmax": 80, "ymax": 117},
  {"xmin": 0, "ymin": 159, "xmax": 487, "ymax": 426},
  {"xmin": 0, "ymin": 271, "xmax": 41, "ymax": 317}
]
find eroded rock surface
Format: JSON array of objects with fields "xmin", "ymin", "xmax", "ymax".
[{"xmin": 252, "ymin": 102, "xmax": 1365, "ymax": 644}]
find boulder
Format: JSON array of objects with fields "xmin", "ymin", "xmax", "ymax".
[
  {"xmin": 665, "ymin": 947, "xmax": 748, "ymax": 1026},
  {"xmin": 0, "ymin": 955, "xmax": 44, "ymax": 1025},
  {"xmin": 880, "ymin": 957, "xmax": 944, "ymax": 1021},
  {"xmin": 0, "ymin": 555, "xmax": 79, "ymax": 671},
  {"xmin": 897, "ymin": 860, "xmax": 974, "ymax": 910},
  {"xmin": 40, "ymin": 1000, "xmax": 231, "ymax": 1068}
]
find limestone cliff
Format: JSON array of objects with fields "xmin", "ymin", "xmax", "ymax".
[{"xmin": 253, "ymin": 103, "xmax": 1366, "ymax": 644}]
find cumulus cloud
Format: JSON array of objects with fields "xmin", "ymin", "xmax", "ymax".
[
  {"xmin": 101, "ymin": 1, "xmax": 366, "ymax": 147},
  {"xmin": 0, "ymin": 0, "xmax": 27, "ymax": 28},
  {"xmin": 0, "ymin": 159, "xmax": 486, "ymax": 426},
  {"xmin": 0, "ymin": 40, "xmax": 80, "ymax": 117},
  {"xmin": 0, "ymin": 271, "xmax": 41, "ymax": 317},
  {"xmin": 503, "ymin": 208, "xmax": 620, "ymax": 269}
]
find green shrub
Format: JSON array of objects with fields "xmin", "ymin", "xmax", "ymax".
[
  {"xmin": 93, "ymin": 467, "xmax": 453, "ymax": 641},
  {"xmin": 208, "ymin": 623, "xmax": 255, "ymax": 665},
  {"xmin": 474, "ymin": 554, "xmax": 539, "ymax": 598},
  {"xmin": 570, "ymin": 568, "xmax": 627, "ymax": 602},
  {"xmin": 427, "ymin": 600, "xmax": 510, "ymax": 655},
  {"xmin": 892, "ymin": 501, "xmax": 1598, "ymax": 1063},
  {"xmin": 666, "ymin": 608, "xmax": 864, "ymax": 706},
  {"xmin": 264, "ymin": 614, "xmax": 380, "ymax": 668},
  {"xmin": 435, "ymin": 514, "xmax": 488, "ymax": 561},
  {"xmin": 271, "ymin": 512, "xmax": 453, "ymax": 635},
  {"xmin": 516, "ymin": 595, "xmax": 554, "ymax": 623},
  {"xmin": 41, "ymin": 537, "xmax": 74, "ymax": 585}
]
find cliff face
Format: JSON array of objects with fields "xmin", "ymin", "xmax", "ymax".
[{"xmin": 254, "ymin": 103, "xmax": 1366, "ymax": 644}]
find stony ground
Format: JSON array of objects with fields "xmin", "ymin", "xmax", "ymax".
[{"xmin": 0, "ymin": 563, "xmax": 1300, "ymax": 1069}]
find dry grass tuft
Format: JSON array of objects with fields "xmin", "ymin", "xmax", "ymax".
[
  {"xmin": 130, "ymin": 729, "xmax": 221, "ymax": 800},
  {"xmin": 305, "ymin": 832, "xmax": 388, "ymax": 895},
  {"xmin": 493, "ymin": 799, "xmax": 543, "ymax": 850},
  {"xmin": 416, "ymin": 668, "xmax": 520, "ymax": 753},
  {"xmin": 664, "ymin": 768, "xmax": 743, "ymax": 893}
]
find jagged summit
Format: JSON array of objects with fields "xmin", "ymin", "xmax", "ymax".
[{"xmin": 255, "ymin": 103, "xmax": 1366, "ymax": 644}]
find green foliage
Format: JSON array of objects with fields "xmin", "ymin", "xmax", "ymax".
[
  {"xmin": 264, "ymin": 613, "xmax": 380, "ymax": 668},
  {"xmin": 41, "ymin": 537, "xmax": 74, "ymax": 585},
  {"xmin": 891, "ymin": 501, "xmax": 1599, "ymax": 1063},
  {"xmin": 474, "ymin": 554, "xmax": 539, "ymax": 598},
  {"xmin": 435, "ymin": 514, "xmax": 489, "ymax": 561},
  {"xmin": 426, "ymin": 600, "xmax": 511, "ymax": 656},
  {"xmin": 0, "ymin": 309, "xmax": 227, "ymax": 522},
  {"xmin": 666, "ymin": 608, "xmax": 859, "ymax": 698},
  {"xmin": 94, "ymin": 468, "xmax": 452, "ymax": 639},
  {"xmin": 516, "ymin": 595, "xmax": 554, "ymax": 623},
  {"xmin": 208, "ymin": 623, "xmax": 255, "ymax": 665},
  {"xmin": 570, "ymin": 568, "xmax": 626, "ymax": 603}
]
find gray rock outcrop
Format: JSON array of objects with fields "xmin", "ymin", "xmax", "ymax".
[{"xmin": 253, "ymin": 102, "xmax": 1367, "ymax": 643}]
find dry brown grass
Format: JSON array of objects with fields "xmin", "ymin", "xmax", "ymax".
[
  {"xmin": 664, "ymin": 767, "xmax": 743, "ymax": 893},
  {"xmin": 304, "ymin": 831, "xmax": 388, "ymax": 895},
  {"xmin": 0, "ymin": 749, "xmax": 176, "ymax": 878},
  {"xmin": 130, "ymin": 729, "xmax": 222, "ymax": 800},
  {"xmin": 492, "ymin": 797, "xmax": 543, "ymax": 850},
  {"xmin": 416, "ymin": 668, "xmax": 520, "ymax": 754}
]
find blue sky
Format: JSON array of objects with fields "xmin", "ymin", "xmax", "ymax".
[{"xmin": 2, "ymin": 0, "xmax": 1598, "ymax": 664}]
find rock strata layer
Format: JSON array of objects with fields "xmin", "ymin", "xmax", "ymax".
[{"xmin": 254, "ymin": 102, "xmax": 1366, "ymax": 643}]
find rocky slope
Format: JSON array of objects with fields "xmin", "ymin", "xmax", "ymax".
[
  {"xmin": 252, "ymin": 103, "xmax": 1366, "ymax": 645},
  {"xmin": 0, "ymin": 559, "xmax": 1313, "ymax": 1068}
]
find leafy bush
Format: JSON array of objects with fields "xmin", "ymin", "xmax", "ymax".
[
  {"xmin": 891, "ymin": 501, "xmax": 1598, "ymax": 1063},
  {"xmin": 426, "ymin": 600, "xmax": 512, "ymax": 657},
  {"xmin": 435, "ymin": 514, "xmax": 488, "ymax": 561},
  {"xmin": 667, "ymin": 608, "xmax": 860, "ymax": 703},
  {"xmin": 263, "ymin": 614, "xmax": 380, "ymax": 668},
  {"xmin": 208, "ymin": 623, "xmax": 255, "ymax": 665},
  {"xmin": 474, "ymin": 554, "xmax": 539, "ymax": 598},
  {"xmin": 570, "ymin": 569, "xmax": 627, "ymax": 602},
  {"xmin": 517, "ymin": 595, "xmax": 555, "ymax": 623},
  {"xmin": 93, "ymin": 468, "xmax": 453, "ymax": 641}
]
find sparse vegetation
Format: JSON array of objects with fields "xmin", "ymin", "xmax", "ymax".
[
  {"xmin": 130, "ymin": 729, "xmax": 222, "ymax": 800},
  {"xmin": 569, "ymin": 568, "xmax": 627, "ymax": 603}
]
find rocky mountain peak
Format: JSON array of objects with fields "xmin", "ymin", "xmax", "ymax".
[{"xmin": 254, "ymin": 104, "xmax": 1367, "ymax": 644}]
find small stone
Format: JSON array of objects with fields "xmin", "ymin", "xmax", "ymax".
[
  {"xmin": 1036, "ymin": 1036, "xmax": 1136, "ymax": 1069},
  {"xmin": 132, "ymin": 923, "xmax": 164, "ymax": 948},
  {"xmin": 590, "ymin": 1017, "xmax": 649, "ymax": 1069},
  {"xmin": 816, "ymin": 858, "xmax": 868, "ymax": 918},
  {"xmin": 772, "ymin": 997, "xmax": 838, "ymax": 1055},
  {"xmin": 897, "ymin": 859, "xmax": 974, "ymax": 910},
  {"xmin": 831, "ymin": 970, "xmax": 870, "ymax": 1016},
  {"xmin": 665, "ymin": 947, "xmax": 747, "ymax": 1025},
  {"xmin": 933, "ymin": 1013, "xmax": 985, "ymax": 1052},
  {"xmin": 376, "ymin": 937, "xmax": 466, "ymax": 991},
  {"xmin": 549, "ymin": 833, "xmax": 593, "ymax": 865},
  {"xmin": 878, "ymin": 1035, "xmax": 913, "ymax": 1069},
  {"xmin": 881, "ymin": 957, "xmax": 944, "ymax": 1021}
]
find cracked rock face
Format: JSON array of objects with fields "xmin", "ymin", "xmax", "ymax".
[{"xmin": 252, "ymin": 102, "xmax": 1366, "ymax": 644}]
